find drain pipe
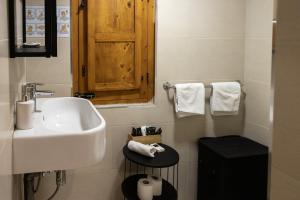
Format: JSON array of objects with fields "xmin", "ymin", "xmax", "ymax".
[
  {"xmin": 24, "ymin": 173, "xmax": 40, "ymax": 200},
  {"xmin": 47, "ymin": 170, "xmax": 66, "ymax": 200},
  {"xmin": 24, "ymin": 171, "xmax": 66, "ymax": 200}
]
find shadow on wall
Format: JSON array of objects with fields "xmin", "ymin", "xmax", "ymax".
[
  {"xmin": 164, "ymin": 89, "xmax": 245, "ymax": 143},
  {"xmin": 210, "ymin": 101, "xmax": 245, "ymax": 136},
  {"xmin": 9, "ymin": 58, "xmax": 26, "ymax": 108},
  {"xmin": 173, "ymin": 110, "xmax": 245, "ymax": 142},
  {"xmin": 174, "ymin": 116, "xmax": 206, "ymax": 142}
]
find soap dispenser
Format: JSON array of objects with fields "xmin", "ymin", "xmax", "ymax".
[{"xmin": 16, "ymin": 86, "xmax": 34, "ymax": 130}]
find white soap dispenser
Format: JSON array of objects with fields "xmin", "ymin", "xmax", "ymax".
[{"xmin": 16, "ymin": 92, "xmax": 34, "ymax": 130}]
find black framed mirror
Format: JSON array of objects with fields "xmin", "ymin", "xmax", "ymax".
[{"xmin": 8, "ymin": 0, "xmax": 57, "ymax": 58}]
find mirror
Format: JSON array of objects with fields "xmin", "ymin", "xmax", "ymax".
[{"xmin": 9, "ymin": 0, "xmax": 57, "ymax": 58}]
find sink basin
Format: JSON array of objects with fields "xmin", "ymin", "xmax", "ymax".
[{"xmin": 13, "ymin": 97, "xmax": 106, "ymax": 174}]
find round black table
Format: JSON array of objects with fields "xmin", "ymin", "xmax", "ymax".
[
  {"xmin": 123, "ymin": 143, "xmax": 179, "ymax": 168},
  {"xmin": 122, "ymin": 143, "xmax": 179, "ymax": 200}
]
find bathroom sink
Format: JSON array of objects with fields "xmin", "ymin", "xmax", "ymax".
[{"xmin": 13, "ymin": 97, "xmax": 106, "ymax": 174}]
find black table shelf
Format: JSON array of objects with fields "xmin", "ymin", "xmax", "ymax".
[
  {"xmin": 122, "ymin": 143, "xmax": 179, "ymax": 200},
  {"xmin": 122, "ymin": 174, "xmax": 177, "ymax": 200},
  {"xmin": 123, "ymin": 143, "xmax": 179, "ymax": 168}
]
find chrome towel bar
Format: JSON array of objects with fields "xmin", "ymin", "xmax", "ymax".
[
  {"xmin": 163, "ymin": 82, "xmax": 214, "ymax": 90},
  {"xmin": 163, "ymin": 81, "xmax": 245, "ymax": 96}
]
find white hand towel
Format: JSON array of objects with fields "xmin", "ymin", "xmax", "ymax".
[
  {"xmin": 127, "ymin": 140, "xmax": 157, "ymax": 158},
  {"xmin": 210, "ymin": 82, "xmax": 241, "ymax": 116},
  {"xmin": 174, "ymin": 83, "xmax": 205, "ymax": 118}
]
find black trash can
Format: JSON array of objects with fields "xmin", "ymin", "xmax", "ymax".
[{"xmin": 197, "ymin": 135, "xmax": 269, "ymax": 200}]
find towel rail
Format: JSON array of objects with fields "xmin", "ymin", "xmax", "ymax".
[{"xmin": 163, "ymin": 81, "xmax": 246, "ymax": 96}]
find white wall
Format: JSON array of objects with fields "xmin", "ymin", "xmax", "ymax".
[
  {"xmin": 243, "ymin": 0, "xmax": 274, "ymax": 148},
  {"xmin": 0, "ymin": 0, "xmax": 26, "ymax": 199},
  {"xmin": 34, "ymin": 0, "xmax": 246, "ymax": 200}
]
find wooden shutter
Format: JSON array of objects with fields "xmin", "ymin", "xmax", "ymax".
[
  {"xmin": 88, "ymin": 0, "xmax": 148, "ymax": 92},
  {"xmin": 72, "ymin": 0, "xmax": 154, "ymax": 104}
]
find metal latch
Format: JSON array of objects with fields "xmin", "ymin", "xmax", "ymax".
[
  {"xmin": 81, "ymin": 65, "xmax": 87, "ymax": 77},
  {"xmin": 147, "ymin": 73, "xmax": 149, "ymax": 84},
  {"xmin": 80, "ymin": 0, "xmax": 87, "ymax": 9},
  {"xmin": 74, "ymin": 92, "xmax": 96, "ymax": 100}
]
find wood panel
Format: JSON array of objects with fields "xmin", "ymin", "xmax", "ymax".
[
  {"xmin": 88, "ymin": 0, "xmax": 145, "ymax": 92},
  {"xmin": 72, "ymin": 0, "xmax": 155, "ymax": 104},
  {"xmin": 71, "ymin": 1, "xmax": 79, "ymax": 94},
  {"xmin": 95, "ymin": 0, "xmax": 135, "ymax": 33},
  {"xmin": 147, "ymin": 0, "xmax": 155, "ymax": 100},
  {"xmin": 95, "ymin": 42, "xmax": 136, "ymax": 91}
]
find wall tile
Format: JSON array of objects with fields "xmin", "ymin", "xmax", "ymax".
[
  {"xmin": 271, "ymin": 167, "xmax": 300, "ymax": 200},
  {"xmin": 0, "ymin": 0, "xmax": 8, "ymax": 40},
  {"xmin": 273, "ymin": 44, "xmax": 300, "ymax": 131},
  {"xmin": 37, "ymin": 84, "xmax": 72, "ymax": 98},
  {"xmin": 187, "ymin": 162, "xmax": 198, "ymax": 200},
  {"xmin": 157, "ymin": 0, "xmax": 245, "ymax": 38},
  {"xmin": 243, "ymin": 122, "xmax": 272, "ymax": 148},
  {"xmin": 26, "ymin": 38, "xmax": 71, "ymax": 85},
  {"xmin": 272, "ymin": 126, "xmax": 300, "ymax": 181},
  {"xmin": 157, "ymin": 37, "xmax": 244, "ymax": 82},
  {"xmin": 0, "ymin": 175, "xmax": 13, "ymax": 200},
  {"xmin": 98, "ymin": 102, "xmax": 175, "ymax": 126},
  {"xmin": 244, "ymin": 81, "xmax": 271, "ymax": 128},
  {"xmin": 107, "ymin": 125, "xmax": 131, "ymax": 170},
  {"xmin": 35, "ymin": 169, "xmax": 123, "ymax": 200},
  {"xmin": 243, "ymin": 4, "xmax": 273, "ymax": 199},
  {"xmin": 244, "ymin": 38, "xmax": 272, "ymax": 84},
  {"xmin": 245, "ymin": 0, "xmax": 274, "ymax": 37}
]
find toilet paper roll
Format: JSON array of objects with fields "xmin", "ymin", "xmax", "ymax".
[
  {"xmin": 148, "ymin": 175, "xmax": 162, "ymax": 196},
  {"xmin": 137, "ymin": 178, "xmax": 153, "ymax": 200},
  {"xmin": 16, "ymin": 100, "xmax": 34, "ymax": 130}
]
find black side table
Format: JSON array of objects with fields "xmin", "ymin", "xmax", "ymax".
[{"xmin": 122, "ymin": 143, "xmax": 179, "ymax": 200}]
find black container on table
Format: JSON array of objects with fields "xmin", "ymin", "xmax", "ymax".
[{"xmin": 197, "ymin": 136, "xmax": 269, "ymax": 200}]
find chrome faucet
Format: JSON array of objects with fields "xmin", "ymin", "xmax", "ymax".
[{"xmin": 22, "ymin": 83, "xmax": 55, "ymax": 112}]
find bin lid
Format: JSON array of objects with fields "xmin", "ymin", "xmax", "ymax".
[{"xmin": 198, "ymin": 135, "xmax": 268, "ymax": 159}]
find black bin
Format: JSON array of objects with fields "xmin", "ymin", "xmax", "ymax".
[{"xmin": 198, "ymin": 136, "xmax": 268, "ymax": 200}]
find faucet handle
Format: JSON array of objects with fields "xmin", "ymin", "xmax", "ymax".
[{"xmin": 25, "ymin": 83, "xmax": 44, "ymax": 94}]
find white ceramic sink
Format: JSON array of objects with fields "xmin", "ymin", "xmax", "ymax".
[{"xmin": 13, "ymin": 97, "xmax": 106, "ymax": 174}]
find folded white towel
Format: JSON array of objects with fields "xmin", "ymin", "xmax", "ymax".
[
  {"xmin": 127, "ymin": 141, "xmax": 157, "ymax": 158},
  {"xmin": 210, "ymin": 82, "xmax": 241, "ymax": 116},
  {"xmin": 174, "ymin": 83, "xmax": 205, "ymax": 118}
]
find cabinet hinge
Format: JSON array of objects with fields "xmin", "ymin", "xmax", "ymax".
[
  {"xmin": 80, "ymin": 0, "xmax": 87, "ymax": 9},
  {"xmin": 81, "ymin": 65, "xmax": 87, "ymax": 77}
]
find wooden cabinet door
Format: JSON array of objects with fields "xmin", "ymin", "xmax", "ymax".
[{"xmin": 87, "ymin": 0, "xmax": 147, "ymax": 92}]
